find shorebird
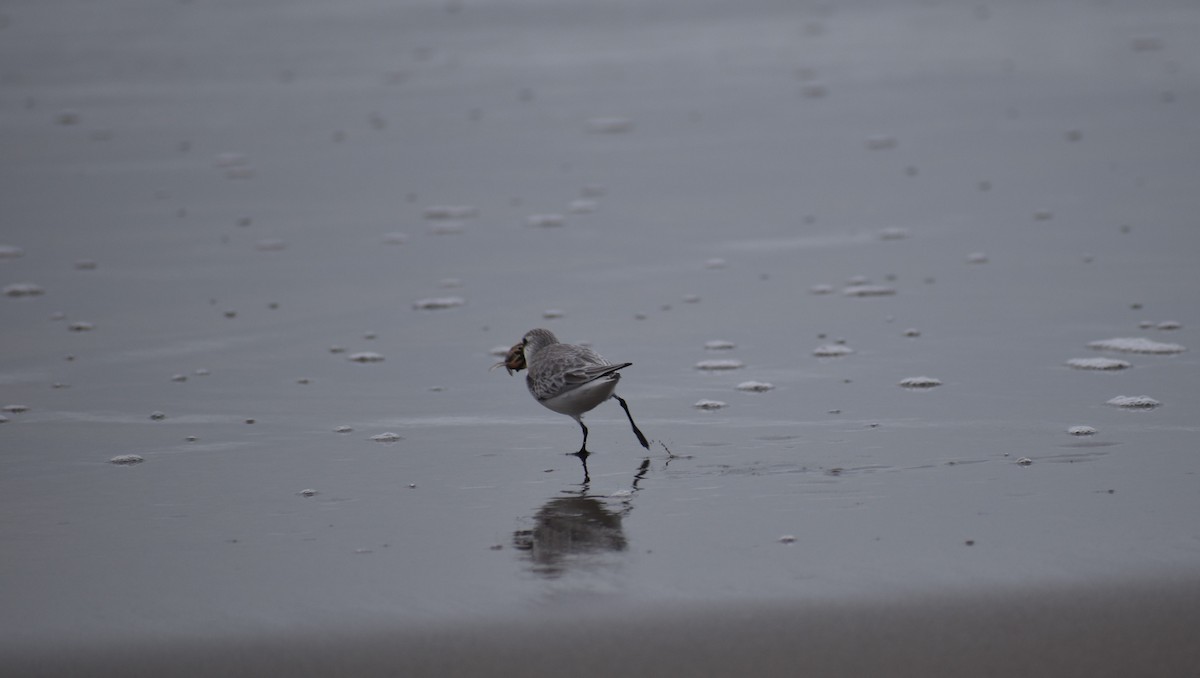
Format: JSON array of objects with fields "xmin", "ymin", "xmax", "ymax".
[{"xmin": 493, "ymin": 328, "xmax": 650, "ymax": 455}]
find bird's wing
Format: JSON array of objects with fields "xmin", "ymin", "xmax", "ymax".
[{"xmin": 561, "ymin": 361, "xmax": 631, "ymax": 386}]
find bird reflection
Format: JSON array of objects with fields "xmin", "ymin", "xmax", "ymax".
[{"xmin": 512, "ymin": 458, "xmax": 649, "ymax": 578}]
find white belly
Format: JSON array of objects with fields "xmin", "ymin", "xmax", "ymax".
[{"xmin": 539, "ymin": 374, "xmax": 619, "ymax": 417}]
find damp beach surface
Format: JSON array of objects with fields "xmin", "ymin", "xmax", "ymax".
[{"xmin": 2, "ymin": 0, "xmax": 1200, "ymax": 675}]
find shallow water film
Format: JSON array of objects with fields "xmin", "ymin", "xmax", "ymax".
[{"xmin": 2, "ymin": 0, "xmax": 1199, "ymax": 675}]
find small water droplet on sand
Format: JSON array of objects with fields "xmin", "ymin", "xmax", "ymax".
[
  {"xmin": 109, "ymin": 454, "xmax": 144, "ymax": 465},
  {"xmin": 694, "ymin": 399, "xmax": 728, "ymax": 410},
  {"xmin": 567, "ymin": 200, "xmax": 597, "ymax": 214},
  {"xmin": 1088, "ymin": 337, "xmax": 1185, "ymax": 354},
  {"xmin": 585, "ymin": 117, "xmax": 635, "ymax": 134},
  {"xmin": 254, "ymin": 238, "xmax": 287, "ymax": 252},
  {"xmin": 1066, "ymin": 357, "xmax": 1130, "ymax": 370},
  {"xmin": 1068, "ymin": 426, "xmax": 1097, "ymax": 436},
  {"xmin": 347, "ymin": 351, "xmax": 385, "ymax": 363},
  {"xmin": 865, "ymin": 135, "xmax": 897, "ymax": 150},
  {"xmin": 694, "ymin": 359, "xmax": 744, "ymax": 371},
  {"xmin": 528, "ymin": 212, "xmax": 564, "ymax": 229},
  {"xmin": 899, "ymin": 376, "xmax": 942, "ymax": 388},
  {"xmin": 372, "ymin": 432, "xmax": 402, "ymax": 443},
  {"xmin": 423, "ymin": 205, "xmax": 478, "ymax": 220},
  {"xmin": 412, "ymin": 296, "xmax": 465, "ymax": 310},
  {"xmin": 1106, "ymin": 395, "xmax": 1161, "ymax": 409},
  {"xmin": 736, "ymin": 381, "xmax": 774, "ymax": 392},
  {"xmin": 4, "ymin": 282, "xmax": 45, "ymax": 297},
  {"xmin": 813, "ymin": 344, "xmax": 853, "ymax": 357},
  {"xmin": 878, "ymin": 227, "xmax": 909, "ymax": 240},
  {"xmin": 843, "ymin": 284, "xmax": 896, "ymax": 297}
]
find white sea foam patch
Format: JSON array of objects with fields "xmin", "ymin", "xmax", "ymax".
[
  {"xmin": 1106, "ymin": 395, "xmax": 1161, "ymax": 409},
  {"xmin": 1088, "ymin": 337, "xmax": 1185, "ymax": 354},
  {"xmin": 813, "ymin": 344, "xmax": 853, "ymax": 357},
  {"xmin": 899, "ymin": 376, "xmax": 942, "ymax": 388},
  {"xmin": 695, "ymin": 359, "xmax": 745, "ymax": 371},
  {"xmin": 1066, "ymin": 357, "xmax": 1131, "ymax": 370}
]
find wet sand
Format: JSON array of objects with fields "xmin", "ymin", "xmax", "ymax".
[
  {"xmin": 2, "ymin": 0, "xmax": 1200, "ymax": 674},
  {"xmin": 10, "ymin": 577, "xmax": 1200, "ymax": 677}
]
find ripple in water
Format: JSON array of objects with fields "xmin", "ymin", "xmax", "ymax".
[
  {"xmin": 695, "ymin": 359, "xmax": 745, "ymax": 371},
  {"xmin": 1106, "ymin": 395, "xmax": 1160, "ymax": 409},
  {"xmin": 1088, "ymin": 337, "xmax": 1186, "ymax": 354},
  {"xmin": 1066, "ymin": 357, "xmax": 1131, "ymax": 370},
  {"xmin": 899, "ymin": 376, "xmax": 942, "ymax": 388}
]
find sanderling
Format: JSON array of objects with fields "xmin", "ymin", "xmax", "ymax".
[{"xmin": 493, "ymin": 328, "xmax": 650, "ymax": 455}]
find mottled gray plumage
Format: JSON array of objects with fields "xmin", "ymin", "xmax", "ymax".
[{"xmin": 513, "ymin": 328, "xmax": 649, "ymax": 454}]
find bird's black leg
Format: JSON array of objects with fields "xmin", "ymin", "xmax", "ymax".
[
  {"xmin": 574, "ymin": 418, "xmax": 590, "ymax": 456},
  {"xmin": 613, "ymin": 395, "xmax": 650, "ymax": 449}
]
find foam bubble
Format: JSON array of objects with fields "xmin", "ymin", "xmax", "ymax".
[
  {"xmin": 109, "ymin": 454, "xmax": 144, "ymax": 465},
  {"xmin": 695, "ymin": 359, "xmax": 744, "ymax": 371},
  {"xmin": 1088, "ymin": 337, "xmax": 1185, "ymax": 354},
  {"xmin": 843, "ymin": 284, "xmax": 896, "ymax": 297},
  {"xmin": 423, "ymin": 205, "xmax": 478, "ymax": 220},
  {"xmin": 899, "ymin": 376, "xmax": 942, "ymax": 388},
  {"xmin": 813, "ymin": 344, "xmax": 853, "ymax": 357},
  {"xmin": 413, "ymin": 296, "xmax": 465, "ymax": 310},
  {"xmin": 1066, "ymin": 357, "xmax": 1130, "ymax": 370},
  {"xmin": 1106, "ymin": 395, "xmax": 1161, "ymax": 409},
  {"xmin": 4, "ymin": 282, "xmax": 45, "ymax": 297}
]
